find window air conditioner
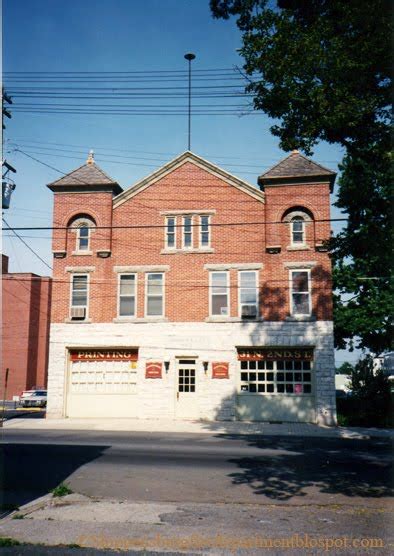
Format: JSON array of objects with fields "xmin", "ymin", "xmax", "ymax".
[
  {"xmin": 70, "ymin": 307, "xmax": 86, "ymax": 319},
  {"xmin": 241, "ymin": 305, "xmax": 257, "ymax": 318}
]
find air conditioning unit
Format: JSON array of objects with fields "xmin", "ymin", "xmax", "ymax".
[
  {"xmin": 241, "ymin": 305, "xmax": 257, "ymax": 318},
  {"xmin": 70, "ymin": 307, "xmax": 86, "ymax": 319}
]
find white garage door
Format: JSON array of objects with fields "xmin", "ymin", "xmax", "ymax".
[{"xmin": 67, "ymin": 350, "xmax": 138, "ymax": 418}]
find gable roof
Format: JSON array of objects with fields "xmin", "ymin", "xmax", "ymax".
[
  {"xmin": 258, "ymin": 150, "xmax": 336, "ymax": 192},
  {"xmin": 47, "ymin": 155, "xmax": 123, "ymax": 194},
  {"xmin": 113, "ymin": 151, "xmax": 264, "ymax": 207}
]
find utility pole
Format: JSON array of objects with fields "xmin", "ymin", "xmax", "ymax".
[
  {"xmin": 184, "ymin": 53, "xmax": 196, "ymax": 151},
  {"xmin": 2, "ymin": 88, "xmax": 16, "ymax": 209}
]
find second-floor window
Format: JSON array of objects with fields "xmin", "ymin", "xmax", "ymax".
[
  {"xmin": 183, "ymin": 216, "xmax": 193, "ymax": 248},
  {"xmin": 70, "ymin": 274, "xmax": 88, "ymax": 320},
  {"xmin": 118, "ymin": 274, "xmax": 136, "ymax": 317},
  {"xmin": 290, "ymin": 270, "xmax": 311, "ymax": 316},
  {"xmin": 239, "ymin": 271, "xmax": 258, "ymax": 319},
  {"xmin": 210, "ymin": 271, "xmax": 229, "ymax": 316},
  {"xmin": 77, "ymin": 225, "xmax": 90, "ymax": 251},
  {"xmin": 146, "ymin": 273, "xmax": 164, "ymax": 316},
  {"xmin": 200, "ymin": 215, "xmax": 210, "ymax": 248}
]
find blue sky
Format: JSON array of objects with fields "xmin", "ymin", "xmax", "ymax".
[{"xmin": 2, "ymin": 0, "xmax": 354, "ymax": 364}]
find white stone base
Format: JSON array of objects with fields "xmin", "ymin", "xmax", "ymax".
[{"xmin": 46, "ymin": 321, "xmax": 336, "ymax": 425}]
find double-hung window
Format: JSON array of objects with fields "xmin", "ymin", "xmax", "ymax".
[
  {"xmin": 118, "ymin": 274, "xmax": 136, "ymax": 317},
  {"xmin": 70, "ymin": 274, "xmax": 88, "ymax": 319},
  {"xmin": 290, "ymin": 270, "xmax": 311, "ymax": 316},
  {"xmin": 291, "ymin": 217, "xmax": 305, "ymax": 245},
  {"xmin": 146, "ymin": 273, "xmax": 164, "ymax": 316},
  {"xmin": 183, "ymin": 216, "xmax": 193, "ymax": 249},
  {"xmin": 200, "ymin": 216, "xmax": 210, "ymax": 248},
  {"xmin": 210, "ymin": 271, "xmax": 229, "ymax": 316},
  {"xmin": 165, "ymin": 217, "xmax": 176, "ymax": 249},
  {"xmin": 239, "ymin": 271, "xmax": 258, "ymax": 319}
]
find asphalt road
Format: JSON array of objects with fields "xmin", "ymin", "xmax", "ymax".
[{"xmin": 1, "ymin": 429, "xmax": 392, "ymax": 508}]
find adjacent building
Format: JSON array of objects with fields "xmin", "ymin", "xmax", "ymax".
[
  {"xmin": 2, "ymin": 254, "xmax": 52, "ymax": 398},
  {"xmin": 46, "ymin": 150, "xmax": 337, "ymax": 424}
]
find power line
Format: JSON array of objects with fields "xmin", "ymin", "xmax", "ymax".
[{"xmin": 2, "ymin": 218, "xmax": 52, "ymax": 270}]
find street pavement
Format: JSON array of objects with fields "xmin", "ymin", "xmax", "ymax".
[{"xmin": 0, "ymin": 428, "xmax": 393, "ymax": 554}]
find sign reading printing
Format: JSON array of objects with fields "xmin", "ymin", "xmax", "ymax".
[
  {"xmin": 145, "ymin": 362, "xmax": 162, "ymax": 379},
  {"xmin": 212, "ymin": 362, "xmax": 229, "ymax": 379},
  {"xmin": 70, "ymin": 349, "xmax": 138, "ymax": 362}
]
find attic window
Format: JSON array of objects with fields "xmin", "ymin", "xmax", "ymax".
[
  {"xmin": 69, "ymin": 215, "xmax": 96, "ymax": 254},
  {"xmin": 282, "ymin": 207, "xmax": 313, "ymax": 249}
]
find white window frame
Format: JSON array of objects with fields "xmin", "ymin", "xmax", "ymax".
[
  {"xmin": 291, "ymin": 217, "xmax": 305, "ymax": 246},
  {"xmin": 289, "ymin": 269, "xmax": 312, "ymax": 316},
  {"xmin": 76, "ymin": 224, "xmax": 90, "ymax": 252},
  {"xmin": 69, "ymin": 273, "xmax": 89, "ymax": 319},
  {"xmin": 199, "ymin": 215, "xmax": 211, "ymax": 249},
  {"xmin": 165, "ymin": 216, "xmax": 177, "ymax": 250},
  {"xmin": 182, "ymin": 215, "xmax": 193, "ymax": 249},
  {"xmin": 145, "ymin": 272, "xmax": 165, "ymax": 317},
  {"xmin": 209, "ymin": 271, "xmax": 230, "ymax": 317},
  {"xmin": 238, "ymin": 270, "xmax": 258, "ymax": 319},
  {"xmin": 117, "ymin": 273, "xmax": 137, "ymax": 318}
]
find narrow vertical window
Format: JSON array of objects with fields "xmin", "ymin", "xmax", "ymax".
[
  {"xmin": 70, "ymin": 274, "xmax": 88, "ymax": 320},
  {"xmin": 211, "ymin": 272, "xmax": 229, "ymax": 316},
  {"xmin": 239, "ymin": 271, "xmax": 258, "ymax": 319},
  {"xmin": 291, "ymin": 270, "xmax": 311, "ymax": 315},
  {"xmin": 77, "ymin": 225, "xmax": 90, "ymax": 251},
  {"xmin": 200, "ymin": 215, "xmax": 210, "ymax": 248},
  {"xmin": 183, "ymin": 216, "xmax": 193, "ymax": 248},
  {"xmin": 146, "ymin": 273, "xmax": 164, "ymax": 316},
  {"xmin": 166, "ymin": 217, "xmax": 176, "ymax": 249},
  {"xmin": 118, "ymin": 274, "xmax": 136, "ymax": 317},
  {"xmin": 291, "ymin": 217, "xmax": 305, "ymax": 244}
]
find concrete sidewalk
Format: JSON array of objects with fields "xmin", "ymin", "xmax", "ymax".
[{"xmin": 3, "ymin": 416, "xmax": 393, "ymax": 439}]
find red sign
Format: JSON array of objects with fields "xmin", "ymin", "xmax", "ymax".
[
  {"xmin": 145, "ymin": 362, "xmax": 162, "ymax": 379},
  {"xmin": 70, "ymin": 349, "xmax": 138, "ymax": 362},
  {"xmin": 212, "ymin": 362, "xmax": 229, "ymax": 379},
  {"xmin": 237, "ymin": 348, "xmax": 313, "ymax": 362}
]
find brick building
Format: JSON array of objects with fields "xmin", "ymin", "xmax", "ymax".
[
  {"xmin": 46, "ymin": 150, "xmax": 336, "ymax": 424},
  {"xmin": 2, "ymin": 254, "xmax": 52, "ymax": 398}
]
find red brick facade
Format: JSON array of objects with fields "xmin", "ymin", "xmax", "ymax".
[
  {"xmin": 1, "ymin": 255, "xmax": 52, "ymax": 398},
  {"xmin": 49, "ymin": 154, "xmax": 333, "ymax": 324}
]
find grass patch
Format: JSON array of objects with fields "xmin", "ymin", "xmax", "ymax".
[
  {"xmin": 11, "ymin": 514, "xmax": 24, "ymax": 520},
  {"xmin": 0, "ymin": 537, "xmax": 21, "ymax": 547},
  {"xmin": 51, "ymin": 482, "xmax": 73, "ymax": 497}
]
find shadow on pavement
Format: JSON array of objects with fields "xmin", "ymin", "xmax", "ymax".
[{"xmin": 0, "ymin": 443, "xmax": 108, "ymax": 514}]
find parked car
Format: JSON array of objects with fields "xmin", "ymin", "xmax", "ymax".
[{"xmin": 19, "ymin": 389, "xmax": 47, "ymax": 408}]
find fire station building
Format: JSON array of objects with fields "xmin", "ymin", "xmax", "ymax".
[{"xmin": 46, "ymin": 150, "xmax": 337, "ymax": 425}]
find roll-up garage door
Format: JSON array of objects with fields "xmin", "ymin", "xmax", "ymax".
[
  {"xmin": 236, "ymin": 347, "xmax": 316, "ymax": 423},
  {"xmin": 66, "ymin": 349, "xmax": 138, "ymax": 418}
]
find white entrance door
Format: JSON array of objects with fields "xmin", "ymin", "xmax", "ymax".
[{"xmin": 175, "ymin": 359, "xmax": 199, "ymax": 419}]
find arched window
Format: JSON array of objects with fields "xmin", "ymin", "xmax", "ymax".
[
  {"xmin": 282, "ymin": 207, "xmax": 313, "ymax": 248},
  {"xmin": 68, "ymin": 215, "xmax": 96, "ymax": 253}
]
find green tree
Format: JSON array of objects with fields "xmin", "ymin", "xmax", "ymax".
[
  {"xmin": 210, "ymin": 0, "xmax": 393, "ymax": 354},
  {"xmin": 335, "ymin": 362, "xmax": 354, "ymax": 375}
]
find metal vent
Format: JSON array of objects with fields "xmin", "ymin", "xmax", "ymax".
[
  {"xmin": 70, "ymin": 307, "xmax": 86, "ymax": 319},
  {"xmin": 241, "ymin": 305, "xmax": 257, "ymax": 318}
]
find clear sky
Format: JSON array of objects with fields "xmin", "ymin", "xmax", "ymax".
[{"xmin": 2, "ymin": 0, "xmax": 354, "ymax": 364}]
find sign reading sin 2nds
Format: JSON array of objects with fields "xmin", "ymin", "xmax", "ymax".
[
  {"xmin": 237, "ymin": 348, "xmax": 314, "ymax": 361},
  {"xmin": 70, "ymin": 349, "xmax": 138, "ymax": 361}
]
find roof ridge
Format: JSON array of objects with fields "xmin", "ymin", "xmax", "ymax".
[
  {"xmin": 260, "ymin": 151, "xmax": 295, "ymax": 178},
  {"xmin": 295, "ymin": 151, "xmax": 336, "ymax": 175}
]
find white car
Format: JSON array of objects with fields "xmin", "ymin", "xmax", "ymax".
[{"xmin": 19, "ymin": 389, "xmax": 47, "ymax": 408}]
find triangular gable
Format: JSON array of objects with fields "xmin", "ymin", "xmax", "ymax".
[{"xmin": 113, "ymin": 151, "xmax": 264, "ymax": 208}]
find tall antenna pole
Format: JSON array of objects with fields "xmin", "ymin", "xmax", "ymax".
[{"xmin": 184, "ymin": 53, "xmax": 196, "ymax": 151}]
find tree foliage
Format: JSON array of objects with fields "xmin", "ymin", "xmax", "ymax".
[{"xmin": 211, "ymin": 0, "xmax": 393, "ymax": 353}]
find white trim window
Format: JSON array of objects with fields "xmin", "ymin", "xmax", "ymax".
[
  {"xmin": 146, "ymin": 273, "xmax": 164, "ymax": 316},
  {"xmin": 239, "ymin": 270, "xmax": 258, "ymax": 319},
  {"xmin": 210, "ymin": 271, "xmax": 229, "ymax": 316},
  {"xmin": 70, "ymin": 274, "xmax": 88, "ymax": 320},
  {"xmin": 118, "ymin": 274, "xmax": 137, "ymax": 317},
  {"xmin": 290, "ymin": 270, "xmax": 311, "ymax": 316},
  {"xmin": 199, "ymin": 215, "xmax": 210, "ymax": 248},
  {"xmin": 165, "ymin": 216, "xmax": 176, "ymax": 249},
  {"xmin": 77, "ymin": 225, "xmax": 90, "ymax": 251},
  {"xmin": 291, "ymin": 217, "xmax": 305, "ymax": 245},
  {"xmin": 182, "ymin": 216, "xmax": 193, "ymax": 249}
]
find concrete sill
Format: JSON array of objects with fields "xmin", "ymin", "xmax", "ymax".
[
  {"xmin": 205, "ymin": 317, "xmax": 264, "ymax": 323},
  {"xmin": 286, "ymin": 245, "xmax": 311, "ymax": 251},
  {"xmin": 64, "ymin": 319, "xmax": 93, "ymax": 324},
  {"xmin": 113, "ymin": 317, "xmax": 169, "ymax": 323},
  {"xmin": 71, "ymin": 251, "xmax": 93, "ymax": 256},
  {"xmin": 285, "ymin": 315, "xmax": 316, "ymax": 322},
  {"xmin": 160, "ymin": 248, "xmax": 215, "ymax": 254}
]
